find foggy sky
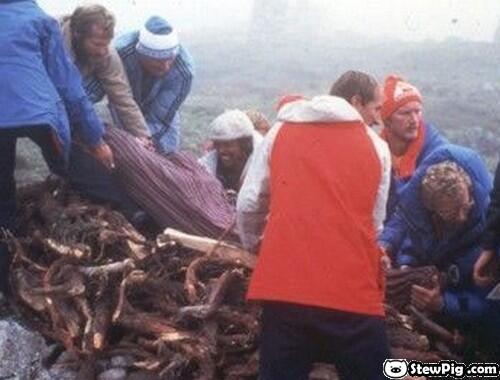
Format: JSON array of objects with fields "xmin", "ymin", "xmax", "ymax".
[{"xmin": 38, "ymin": 0, "xmax": 500, "ymax": 42}]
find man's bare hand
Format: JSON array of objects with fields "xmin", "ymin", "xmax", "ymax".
[
  {"xmin": 411, "ymin": 275, "xmax": 443, "ymax": 313},
  {"xmin": 135, "ymin": 136, "xmax": 156, "ymax": 152},
  {"xmin": 379, "ymin": 246, "xmax": 392, "ymax": 272},
  {"xmin": 473, "ymin": 250, "xmax": 498, "ymax": 287},
  {"xmin": 381, "ymin": 254, "xmax": 391, "ymax": 271},
  {"xmin": 91, "ymin": 142, "xmax": 115, "ymax": 170}
]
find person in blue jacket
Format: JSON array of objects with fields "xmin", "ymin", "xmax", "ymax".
[
  {"xmin": 114, "ymin": 16, "xmax": 195, "ymax": 155},
  {"xmin": 380, "ymin": 74, "xmax": 448, "ymax": 217},
  {"xmin": 380, "ymin": 75, "xmax": 448, "ymax": 265},
  {"xmin": 474, "ymin": 160, "xmax": 500, "ymax": 287},
  {"xmin": 0, "ymin": 0, "xmax": 114, "ymax": 295},
  {"xmin": 380, "ymin": 144, "xmax": 500, "ymax": 359}
]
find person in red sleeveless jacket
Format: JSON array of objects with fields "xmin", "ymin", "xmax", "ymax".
[{"xmin": 237, "ymin": 95, "xmax": 390, "ymax": 380}]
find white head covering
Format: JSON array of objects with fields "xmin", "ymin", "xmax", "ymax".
[
  {"xmin": 136, "ymin": 16, "xmax": 179, "ymax": 60},
  {"xmin": 209, "ymin": 110, "xmax": 255, "ymax": 141}
]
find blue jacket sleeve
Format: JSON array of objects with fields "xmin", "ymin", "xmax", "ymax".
[
  {"xmin": 443, "ymin": 288, "xmax": 490, "ymax": 322},
  {"xmin": 147, "ymin": 47, "xmax": 194, "ymax": 137},
  {"xmin": 42, "ymin": 18, "xmax": 104, "ymax": 147},
  {"xmin": 380, "ymin": 208, "xmax": 409, "ymax": 257},
  {"xmin": 396, "ymin": 236, "xmax": 419, "ymax": 267},
  {"xmin": 381, "ymin": 125, "xmax": 447, "ymax": 254},
  {"xmin": 380, "ymin": 169, "xmax": 429, "ymax": 256},
  {"xmin": 481, "ymin": 160, "xmax": 500, "ymax": 252}
]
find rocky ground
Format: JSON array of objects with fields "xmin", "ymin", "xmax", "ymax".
[{"xmin": 0, "ymin": 315, "xmax": 77, "ymax": 380}]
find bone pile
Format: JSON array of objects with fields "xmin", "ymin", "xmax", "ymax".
[
  {"xmin": 385, "ymin": 266, "xmax": 464, "ymax": 362},
  {"xmin": 6, "ymin": 178, "xmax": 258, "ymax": 379},
  {"xmin": 4, "ymin": 178, "xmax": 467, "ymax": 380}
]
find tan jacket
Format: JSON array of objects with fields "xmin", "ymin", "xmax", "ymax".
[{"xmin": 60, "ymin": 17, "xmax": 148, "ymax": 138}]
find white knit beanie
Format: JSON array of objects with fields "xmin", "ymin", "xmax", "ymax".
[
  {"xmin": 209, "ymin": 110, "xmax": 255, "ymax": 141},
  {"xmin": 136, "ymin": 16, "xmax": 179, "ymax": 60}
]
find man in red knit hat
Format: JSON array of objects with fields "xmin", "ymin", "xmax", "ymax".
[
  {"xmin": 237, "ymin": 94, "xmax": 390, "ymax": 380},
  {"xmin": 379, "ymin": 75, "xmax": 448, "ymax": 269},
  {"xmin": 380, "ymin": 75, "xmax": 447, "ymax": 218}
]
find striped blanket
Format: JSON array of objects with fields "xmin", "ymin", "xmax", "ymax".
[{"xmin": 105, "ymin": 128, "xmax": 238, "ymax": 241}]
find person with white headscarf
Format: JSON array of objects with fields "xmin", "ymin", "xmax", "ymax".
[{"xmin": 199, "ymin": 110, "xmax": 262, "ymax": 192}]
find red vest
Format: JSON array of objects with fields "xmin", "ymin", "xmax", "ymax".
[{"xmin": 247, "ymin": 121, "xmax": 385, "ymax": 316}]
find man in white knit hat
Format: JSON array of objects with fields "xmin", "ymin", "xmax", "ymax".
[
  {"xmin": 115, "ymin": 16, "xmax": 195, "ymax": 154},
  {"xmin": 199, "ymin": 110, "xmax": 263, "ymax": 192}
]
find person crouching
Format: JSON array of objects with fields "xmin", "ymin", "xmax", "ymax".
[{"xmin": 199, "ymin": 110, "xmax": 262, "ymax": 193}]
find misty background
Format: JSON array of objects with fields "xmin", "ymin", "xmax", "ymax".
[{"xmin": 17, "ymin": 0, "xmax": 500, "ymax": 183}]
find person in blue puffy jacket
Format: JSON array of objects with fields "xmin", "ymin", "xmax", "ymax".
[{"xmin": 380, "ymin": 144, "xmax": 500, "ymax": 359}]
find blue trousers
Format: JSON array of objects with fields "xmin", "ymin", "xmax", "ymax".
[
  {"xmin": 0, "ymin": 125, "xmax": 65, "ymax": 293},
  {"xmin": 259, "ymin": 302, "xmax": 390, "ymax": 380}
]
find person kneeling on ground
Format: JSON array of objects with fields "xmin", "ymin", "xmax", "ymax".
[{"xmin": 380, "ymin": 144, "xmax": 500, "ymax": 360}]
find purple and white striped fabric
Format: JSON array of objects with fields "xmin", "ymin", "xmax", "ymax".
[{"xmin": 105, "ymin": 128, "xmax": 238, "ymax": 241}]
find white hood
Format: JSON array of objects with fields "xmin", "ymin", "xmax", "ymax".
[{"xmin": 277, "ymin": 95, "xmax": 362, "ymax": 124}]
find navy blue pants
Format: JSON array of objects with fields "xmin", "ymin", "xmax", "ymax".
[
  {"xmin": 259, "ymin": 302, "xmax": 390, "ymax": 380},
  {"xmin": 0, "ymin": 125, "xmax": 65, "ymax": 293}
]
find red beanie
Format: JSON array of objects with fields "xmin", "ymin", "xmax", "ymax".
[
  {"xmin": 275, "ymin": 94, "xmax": 305, "ymax": 111},
  {"xmin": 381, "ymin": 75, "xmax": 423, "ymax": 121}
]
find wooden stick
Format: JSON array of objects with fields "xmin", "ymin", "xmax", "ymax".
[
  {"xmin": 40, "ymin": 238, "xmax": 91, "ymax": 261},
  {"xmin": 179, "ymin": 269, "xmax": 243, "ymax": 319},
  {"xmin": 78, "ymin": 259, "xmax": 135, "ymax": 277},
  {"xmin": 158, "ymin": 228, "xmax": 256, "ymax": 269},
  {"xmin": 112, "ymin": 270, "xmax": 147, "ymax": 322}
]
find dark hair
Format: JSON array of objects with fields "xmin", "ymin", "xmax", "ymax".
[
  {"xmin": 70, "ymin": 4, "xmax": 115, "ymax": 40},
  {"xmin": 238, "ymin": 136, "xmax": 254, "ymax": 158},
  {"xmin": 330, "ymin": 70, "xmax": 379, "ymax": 105}
]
